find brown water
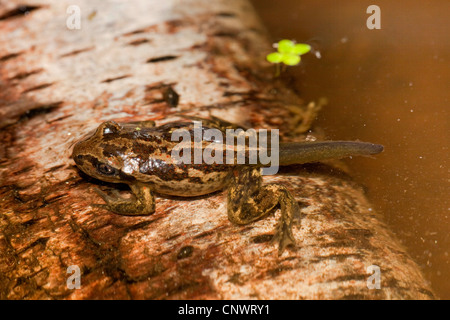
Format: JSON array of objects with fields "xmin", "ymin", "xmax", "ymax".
[{"xmin": 252, "ymin": 0, "xmax": 449, "ymax": 298}]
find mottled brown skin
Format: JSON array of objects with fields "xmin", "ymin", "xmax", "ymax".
[{"xmin": 72, "ymin": 117, "xmax": 383, "ymax": 253}]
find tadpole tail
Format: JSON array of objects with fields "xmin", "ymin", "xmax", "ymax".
[{"xmin": 278, "ymin": 141, "xmax": 384, "ymax": 166}]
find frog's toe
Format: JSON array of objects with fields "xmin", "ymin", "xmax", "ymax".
[
  {"xmin": 91, "ymin": 203, "xmax": 111, "ymax": 210},
  {"xmin": 94, "ymin": 187, "xmax": 109, "ymax": 200},
  {"xmin": 271, "ymin": 222, "xmax": 297, "ymax": 255},
  {"xmin": 92, "ymin": 188, "xmax": 124, "ymax": 212},
  {"xmin": 93, "ymin": 187, "xmax": 124, "ymax": 202}
]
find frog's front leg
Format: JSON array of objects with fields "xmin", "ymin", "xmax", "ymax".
[
  {"xmin": 227, "ymin": 167, "xmax": 301, "ymax": 254},
  {"xmin": 93, "ymin": 183, "xmax": 155, "ymax": 215}
]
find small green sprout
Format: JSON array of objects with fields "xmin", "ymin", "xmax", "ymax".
[{"xmin": 266, "ymin": 39, "xmax": 311, "ymax": 69}]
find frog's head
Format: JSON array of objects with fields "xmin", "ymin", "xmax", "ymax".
[{"xmin": 72, "ymin": 121, "xmax": 136, "ymax": 184}]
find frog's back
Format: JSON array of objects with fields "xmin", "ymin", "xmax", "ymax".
[{"xmin": 114, "ymin": 121, "xmax": 234, "ymax": 197}]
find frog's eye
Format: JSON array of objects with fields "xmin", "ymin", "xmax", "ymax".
[
  {"xmin": 97, "ymin": 121, "xmax": 121, "ymax": 136},
  {"xmin": 96, "ymin": 163, "xmax": 117, "ymax": 176}
]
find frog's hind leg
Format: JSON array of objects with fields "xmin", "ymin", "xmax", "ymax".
[{"xmin": 227, "ymin": 167, "xmax": 301, "ymax": 254}]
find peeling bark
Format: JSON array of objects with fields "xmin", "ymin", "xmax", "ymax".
[{"xmin": 0, "ymin": 0, "xmax": 435, "ymax": 299}]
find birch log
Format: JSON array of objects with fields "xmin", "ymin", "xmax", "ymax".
[{"xmin": 0, "ymin": 0, "xmax": 435, "ymax": 299}]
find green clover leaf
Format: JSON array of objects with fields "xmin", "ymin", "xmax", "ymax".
[
  {"xmin": 266, "ymin": 52, "xmax": 283, "ymax": 64},
  {"xmin": 282, "ymin": 54, "xmax": 301, "ymax": 66},
  {"xmin": 266, "ymin": 39, "xmax": 311, "ymax": 67},
  {"xmin": 292, "ymin": 43, "xmax": 311, "ymax": 56},
  {"xmin": 278, "ymin": 39, "xmax": 296, "ymax": 54}
]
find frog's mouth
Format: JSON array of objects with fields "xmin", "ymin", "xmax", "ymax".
[{"xmin": 72, "ymin": 152, "xmax": 85, "ymax": 167}]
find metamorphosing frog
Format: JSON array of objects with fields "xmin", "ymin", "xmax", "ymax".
[{"xmin": 72, "ymin": 117, "xmax": 383, "ymax": 253}]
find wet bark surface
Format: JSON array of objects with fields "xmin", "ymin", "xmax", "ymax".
[{"xmin": 0, "ymin": 0, "xmax": 435, "ymax": 299}]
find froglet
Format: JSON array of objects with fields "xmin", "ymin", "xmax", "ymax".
[{"xmin": 72, "ymin": 117, "xmax": 383, "ymax": 253}]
